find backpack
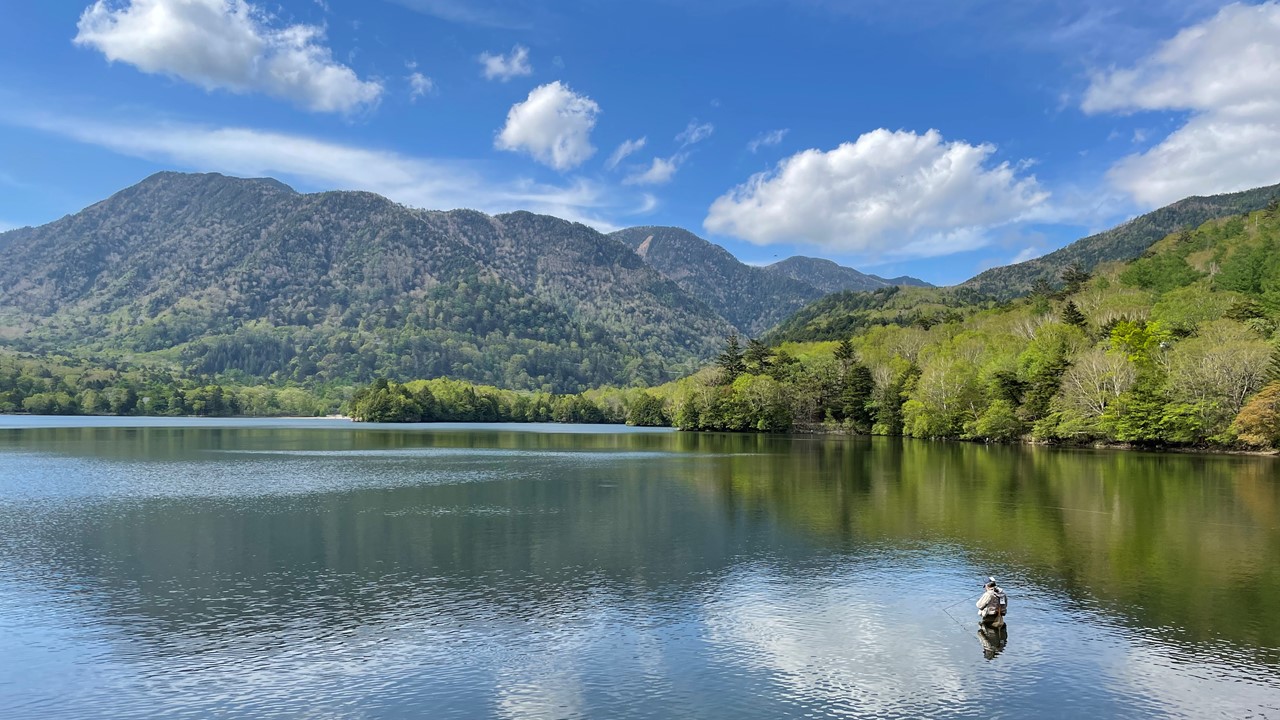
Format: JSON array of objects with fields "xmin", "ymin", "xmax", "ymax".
[{"xmin": 994, "ymin": 589, "xmax": 1008, "ymax": 615}]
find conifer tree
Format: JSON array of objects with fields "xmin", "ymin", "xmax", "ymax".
[
  {"xmin": 1061, "ymin": 300, "xmax": 1088, "ymax": 329},
  {"xmin": 717, "ymin": 334, "xmax": 746, "ymax": 382}
]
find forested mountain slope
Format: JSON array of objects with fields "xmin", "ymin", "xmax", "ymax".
[
  {"xmin": 610, "ymin": 226, "xmax": 823, "ymax": 336},
  {"xmin": 611, "ymin": 226, "xmax": 930, "ymax": 337},
  {"xmin": 764, "ymin": 256, "xmax": 931, "ymax": 293},
  {"xmin": 659, "ymin": 203, "xmax": 1280, "ymax": 448},
  {"xmin": 961, "ymin": 183, "xmax": 1280, "ymax": 299},
  {"xmin": 0, "ymin": 172, "xmax": 733, "ymax": 392}
]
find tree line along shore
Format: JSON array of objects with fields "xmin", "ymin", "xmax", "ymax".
[{"xmin": 7, "ymin": 205, "xmax": 1280, "ymax": 451}]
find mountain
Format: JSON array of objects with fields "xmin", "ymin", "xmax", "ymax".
[
  {"xmin": 0, "ymin": 172, "xmax": 735, "ymax": 392},
  {"xmin": 610, "ymin": 227, "xmax": 931, "ymax": 337},
  {"xmin": 610, "ymin": 226, "xmax": 824, "ymax": 336},
  {"xmin": 766, "ymin": 183, "xmax": 1280, "ymax": 343},
  {"xmin": 961, "ymin": 183, "xmax": 1280, "ymax": 299},
  {"xmin": 763, "ymin": 256, "xmax": 932, "ymax": 294}
]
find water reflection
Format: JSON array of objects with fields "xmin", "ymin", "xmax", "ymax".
[
  {"xmin": 0, "ymin": 421, "xmax": 1278, "ymax": 718},
  {"xmin": 978, "ymin": 625, "xmax": 1008, "ymax": 661}
]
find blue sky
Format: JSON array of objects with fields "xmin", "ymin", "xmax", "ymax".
[{"xmin": 2, "ymin": 0, "xmax": 1279, "ymax": 284}]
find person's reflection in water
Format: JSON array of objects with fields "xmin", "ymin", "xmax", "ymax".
[{"xmin": 977, "ymin": 623, "xmax": 1008, "ymax": 660}]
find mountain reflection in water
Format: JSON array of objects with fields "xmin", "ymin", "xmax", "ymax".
[{"xmin": 0, "ymin": 419, "xmax": 1277, "ymax": 718}]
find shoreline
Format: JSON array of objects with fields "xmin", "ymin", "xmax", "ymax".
[
  {"xmin": 3, "ymin": 412, "xmax": 1276, "ymax": 455},
  {"xmin": 791, "ymin": 423, "xmax": 1279, "ymax": 456}
]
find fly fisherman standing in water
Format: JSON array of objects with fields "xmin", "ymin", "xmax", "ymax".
[{"xmin": 977, "ymin": 577, "xmax": 1007, "ymax": 628}]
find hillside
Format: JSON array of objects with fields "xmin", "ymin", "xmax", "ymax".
[
  {"xmin": 610, "ymin": 227, "xmax": 929, "ymax": 337},
  {"xmin": 0, "ymin": 172, "xmax": 734, "ymax": 392},
  {"xmin": 961, "ymin": 183, "xmax": 1280, "ymax": 299},
  {"xmin": 610, "ymin": 226, "xmax": 823, "ymax": 336},
  {"xmin": 654, "ymin": 203, "xmax": 1280, "ymax": 448},
  {"xmin": 764, "ymin": 256, "xmax": 931, "ymax": 293}
]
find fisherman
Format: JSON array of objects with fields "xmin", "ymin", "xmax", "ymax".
[{"xmin": 976, "ymin": 577, "xmax": 1007, "ymax": 628}]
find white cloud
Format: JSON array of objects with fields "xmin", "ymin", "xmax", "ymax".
[
  {"xmin": 624, "ymin": 155, "xmax": 681, "ymax": 186},
  {"xmin": 1084, "ymin": 2, "xmax": 1280, "ymax": 207},
  {"xmin": 479, "ymin": 44, "xmax": 532, "ymax": 81},
  {"xmin": 496, "ymin": 81, "xmax": 599, "ymax": 171},
  {"xmin": 73, "ymin": 0, "xmax": 382, "ymax": 113},
  {"xmin": 407, "ymin": 72, "xmax": 434, "ymax": 101},
  {"xmin": 1010, "ymin": 245, "xmax": 1047, "ymax": 264},
  {"xmin": 14, "ymin": 112, "xmax": 618, "ymax": 230},
  {"xmin": 747, "ymin": 128, "xmax": 789, "ymax": 153},
  {"xmin": 605, "ymin": 137, "xmax": 646, "ymax": 170},
  {"xmin": 703, "ymin": 128, "xmax": 1047, "ymax": 259},
  {"xmin": 676, "ymin": 119, "xmax": 714, "ymax": 147}
]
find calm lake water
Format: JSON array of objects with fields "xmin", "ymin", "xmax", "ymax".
[{"xmin": 1, "ymin": 416, "xmax": 1278, "ymax": 719}]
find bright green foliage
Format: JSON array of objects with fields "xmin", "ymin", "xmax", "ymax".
[
  {"xmin": 0, "ymin": 354, "xmax": 331, "ymax": 417},
  {"xmin": 971, "ymin": 400, "xmax": 1024, "ymax": 441},
  {"xmin": 1120, "ymin": 253, "xmax": 1203, "ymax": 293},
  {"xmin": 347, "ymin": 377, "xmax": 636, "ymax": 424}
]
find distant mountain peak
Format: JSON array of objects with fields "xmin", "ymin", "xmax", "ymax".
[{"xmin": 765, "ymin": 255, "xmax": 932, "ymax": 294}]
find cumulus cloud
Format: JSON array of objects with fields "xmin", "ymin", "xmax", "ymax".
[
  {"xmin": 676, "ymin": 119, "xmax": 714, "ymax": 147},
  {"xmin": 407, "ymin": 71, "xmax": 434, "ymax": 101},
  {"xmin": 73, "ymin": 0, "xmax": 382, "ymax": 113},
  {"xmin": 1084, "ymin": 2, "xmax": 1280, "ymax": 207},
  {"xmin": 14, "ymin": 112, "xmax": 617, "ymax": 229},
  {"xmin": 605, "ymin": 137, "xmax": 646, "ymax": 170},
  {"xmin": 747, "ymin": 128, "xmax": 789, "ymax": 153},
  {"xmin": 479, "ymin": 44, "xmax": 532, "ymax": 81},
  {"xmin": 623, "ymin": 155, "xmax": 680, "ymax": 186},
  {"xmin": 703, "ymin": 128, "xmax": 1047, "ymax": 258},
  {"xmin": 496, "ymin": 81, "xmax": 599, "ymax": 171}
]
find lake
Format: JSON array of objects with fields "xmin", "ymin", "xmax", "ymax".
[{"xmin": 1, "ymin": 416, "xmax": 1278, "ymax": 718}]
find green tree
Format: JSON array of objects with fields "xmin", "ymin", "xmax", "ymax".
[
  {"xmin": 1061, "ymin": 300, "xmax": 1088, "ymax": 329},
  {"xmin": 717, "ymin": 334, "xmax": 746, "ymax": 383},
  {"xmin": 1061, "ymin": 263, "xmax": 1091, "ymax": 294},
  {"xmin": 744, "ymin": 338, "xmax": 773, "ymax": 373},
  {"xmin": 626, "ymin": 392, "xmax": 667, "ymax": 427}
]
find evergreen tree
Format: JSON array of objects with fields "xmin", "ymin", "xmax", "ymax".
[
  {"xmin": 1061, "ymin": 263, "xmax": 1091, "ymax": 294},
  {"xmin": 717, "ymin": 334, "xmax": 746, "ymax": 383},
  {"xmin": 744, "ymin": 338, "xmax": 773, "ymax": 373},
  {"xmin": 833, "ymin": 338, "xmax": 856, "ymax": 367},
  {"xmin": 1061, "ymin": 300, "xmax": 1088, "ymax": 329}
]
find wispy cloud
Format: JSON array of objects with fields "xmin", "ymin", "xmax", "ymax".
[
  {"xmin": 605, "ymin": 137, "xmax": 646, "ymax": 170},
  {"xmin": 676, "ymin": 119, "xmax": 714, "ymax": 147},
  {"xmin": 10, "ymin": 111, "xmax": 620, "ymax": 230},
  {"xmin": 624, "ymin": 155, "xmax": 681, "ymax": 186},
  {"xmin": 747, "ymin": 128, "xmax": 789, "ymax": 153},
  {"xmin": 407, "ymin": 71, "xmax": 434, "ymax": 101}
]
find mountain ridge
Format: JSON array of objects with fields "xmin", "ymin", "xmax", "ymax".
[
  {"xmin": 611, "ymin": 226, "xmax": 931, "ymax": 337},
  {"xmin": 960, "ymin": 183, "xmax": 1280, "ymax": 298},
  {"xmin": 0, "ymin": 171, "xmax": 733, "ymax": 392}
]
